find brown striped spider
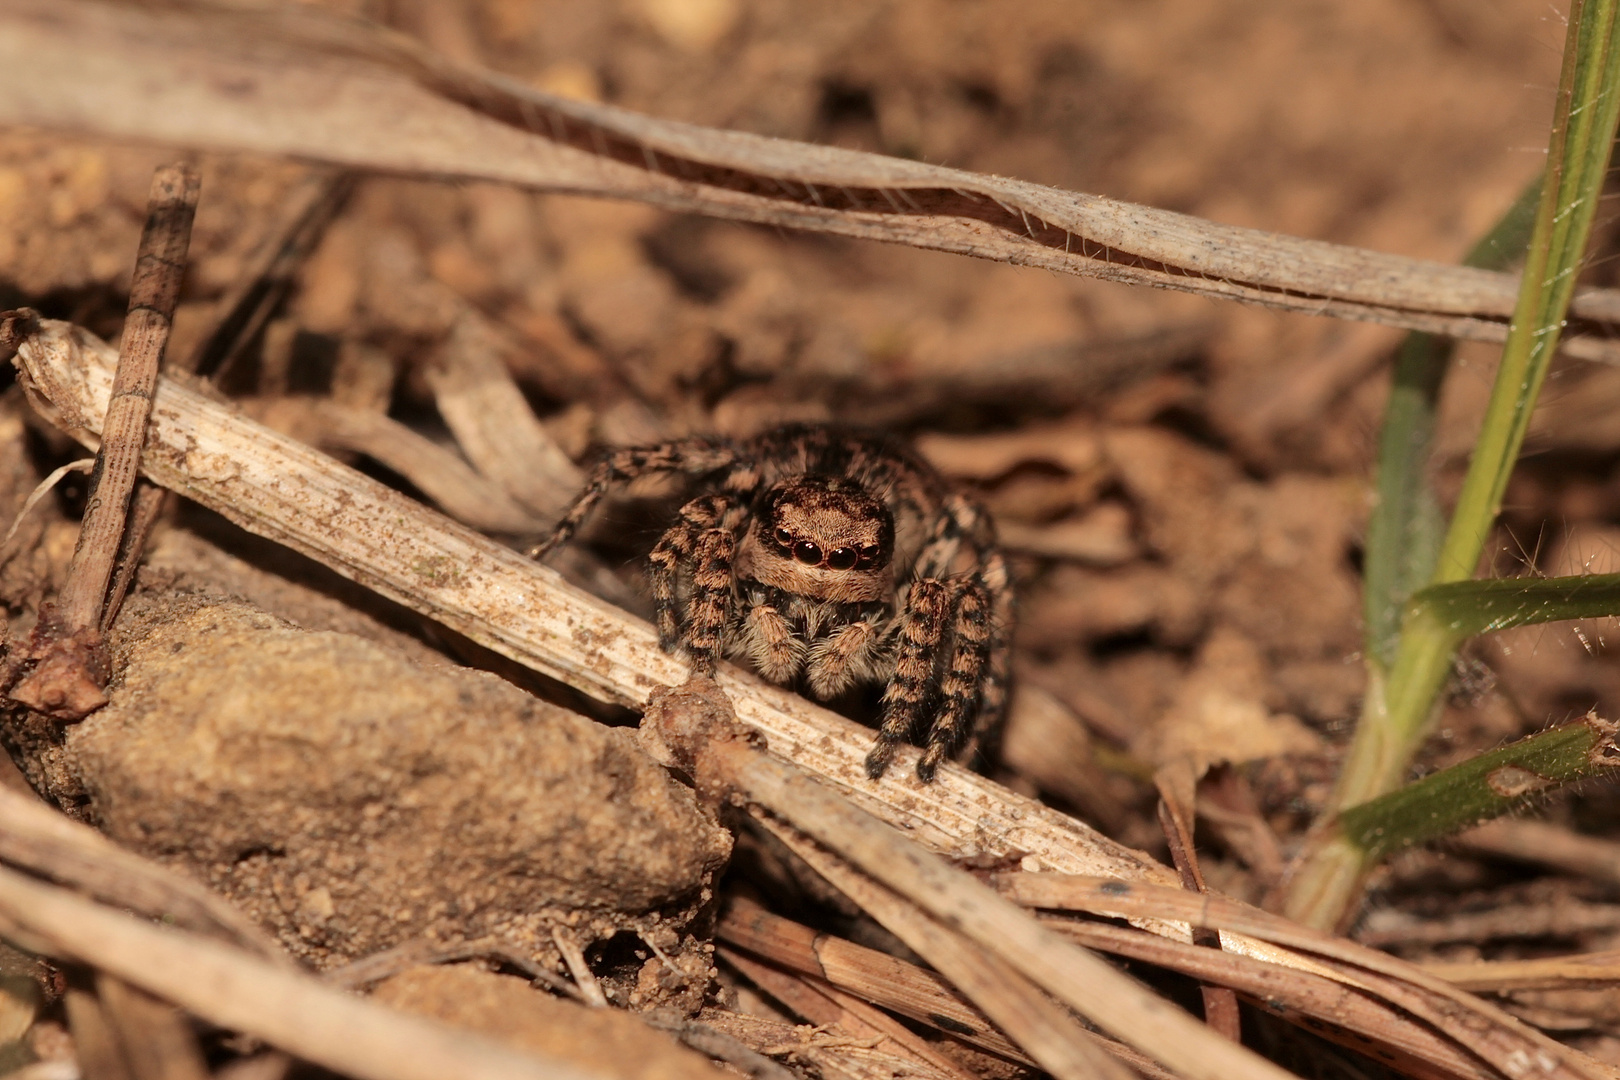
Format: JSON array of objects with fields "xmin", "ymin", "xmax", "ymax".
[{"xmin": 533, "ymin": 424, "xmax": 1012, "ymax": 781}]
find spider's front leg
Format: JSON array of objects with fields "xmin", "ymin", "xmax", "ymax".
[
  {"xmin": 648, "ymin": 493, "xmax": 746, "ymax": 673},
  {"xmin": 918, "ymin": 576, "xmax": 994, "ymax": 782},
  {"xmin": 864, "ymin": 578, "xmax": 952, "ymax": 780}
]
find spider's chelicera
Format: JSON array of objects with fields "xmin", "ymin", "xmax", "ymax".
[{"xmin": 533, "ymin": 424, "xmax": 1013, "ymax": 782}]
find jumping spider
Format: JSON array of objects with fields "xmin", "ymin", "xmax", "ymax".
[{"xmin": 533, "ymin": 423, "xmax": 1012, "ymax": 781}]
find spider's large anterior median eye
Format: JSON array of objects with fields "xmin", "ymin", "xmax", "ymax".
[
  {"xmin": 793, "ymin": 540, "xmax": 823, "ymax": 565},
  {"xmin": 826, "ymin": 547, "xmax": 858, "ymax": 570}
]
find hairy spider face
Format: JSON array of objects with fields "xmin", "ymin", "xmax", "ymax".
[{"xmin": 740, "ymin": 477, "xmax": 895, "ymax": 603}]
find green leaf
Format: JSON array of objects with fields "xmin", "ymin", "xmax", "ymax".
[{"xmin": 1411, "ymin": 571, "xmax": 1620, "ymax": 643}]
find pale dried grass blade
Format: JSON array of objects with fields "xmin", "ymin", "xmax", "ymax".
[
  {"xmin": 1049, "ymin": 917, "xmax": 1494, "ymax": 1080},
  {"xmin": 717, "ymin": 897, "xmax": 1031, "ymax": 1065},
  {"xmin": 0, "ymin": 785, "xmax": 286, "ymax": 962},
  {"xmin": 244, "ymin": 395, "xmax": 544, "ymax": 533},
  {"xmin": 749, "ymin": 813, "xmax": 1156, "ymax": 1080},
  {"xmin": 10, "ymin": 319, "xmax": 1179, "ymax": 894},
  {"xmin": 0, "ymin": 865, "xmax": 607, "ymax": 1080},
  {"xmin": 720, "ymin": 947, "xmax": 980, "ymax": 1080},
  {"xmin": 5, "ymin": 0, "xmax": 1620, "ymax": 358},
  {"xmin": 694, "ymin": 739, "xmax": 1296, "ymax": 1080},
  {"xmin": 426, "ymin": 316, "xmax": 583, "ymax": 519}
]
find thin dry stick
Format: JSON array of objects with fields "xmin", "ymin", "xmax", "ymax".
[
  {"xmin": 1155, "ymin": 763, "xmax": 1242, "ymax": 1043},
  {"xmin": 0, "ymin": 865, "xmax": 607, "ymax": 1080},
  {"xmin": 1457, "ymin": 818, "xmax": 1620, "ymax": 889},
  {"xmin": 552, "ymin": 928, "xmax": 608, "ymax": 1008},
  {"xmin": 1045, "ymin": 917, "xmax": 1494, "ymax": 1080},
  {"xmin": 1420, "ymin": 949, "xmax": 1620, "ymax": 993},
  {"xmin": 55, "ymin": 162, "xmax": 197, "ymax": 635},
  {"xmin": 324, "ymin": 935, "xmax": 581, "ymax": 999},
  {"xmin": 699, "ymin": 755, "xmax": 1297, "ymax": 1080},
  {"xmin": 721, "ymin": 947, "xmax": 978, "ymax": 1080},
  {"xmin": 182, "ymin": 169, "xmax": 348, "ymax": 378},
  {"xmin": 9, "ymin": 163, "xmax": 198, "ymax": 721},
  {"xmin": 96, "ymin": 973, "xmax": 211, "ymax": 1080},
  {"xmin": 244, "ymin": 396, "xmax": 544, "ymax": 532},
  {"xmin": 427, "ymin": 315, "xmax": 583, "ymax": 519},
  {"xmin": 8, "ymin": 320, "xmax": 1180, "ymax": 899},
  {"xmin": 7, "ymin": 0, "xmax": 1620, "ymax": 359}
]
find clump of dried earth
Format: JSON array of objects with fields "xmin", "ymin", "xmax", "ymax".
[{"xmin": 63, "ymin": 593, "xmax": 729, "ymax": 990}]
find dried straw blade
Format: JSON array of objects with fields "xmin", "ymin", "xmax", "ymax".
[
  {"xmin": 0, "ymin": 864, "xmax": 608, "ymax": 1080},
  {"xmin": 5, "ymin": 0, "xmax": 1620, "ymax": 359}
]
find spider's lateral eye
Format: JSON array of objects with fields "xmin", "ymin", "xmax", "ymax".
[
  {"xmin": 793, "ymin": 540, "xmax": 823, "ymax": 565},
  {"xmin": 773, "ymin": 527, "xmax": 793, "ymax": 548},
  {"xmin": 826, "ymin": 547, "xmax": 858, "ymax": 570}
]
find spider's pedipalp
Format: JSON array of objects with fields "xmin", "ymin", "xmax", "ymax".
[
  {"xmin": 805, "ymin": 610, "xmax": 887, "ymax": 700},
  {"xmin": 730, "ymin": 584, "xmax": 804, "ymax": 682},
  {"xmin": 865, "ymin": 577, "xmax": 951, "ymax": 779}
]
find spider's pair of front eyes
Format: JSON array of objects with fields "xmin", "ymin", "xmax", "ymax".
[{"xmin": 772, "ymin": 528, "xmax": 869, "ymax": 571}]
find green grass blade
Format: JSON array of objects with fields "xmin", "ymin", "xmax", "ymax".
[
  {"xmin": 1362, "ymin": 180, "xmax": 1541, "ymax": 670},
  {"xmin": 1434, "ymin": 0, "xmax": 1620, "ymax": 585},
  {"xmin": 1339, "ymin": 715, "xmax": 1620, "ymax": 862},
  {"xmin": 1412, "ymin": 572, "xmax": 1620, "ymax": 640},
  {"xmin": 1284, "ymin": 0, "xmax": 1620, "ymax": 930}
]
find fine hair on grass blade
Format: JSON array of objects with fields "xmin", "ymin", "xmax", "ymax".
[{"xmin": 1283, "ymin": 0, "xmax": 1620, "ymax": 930}]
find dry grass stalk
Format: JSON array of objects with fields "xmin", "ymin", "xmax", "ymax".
[
  {"xmin": 0, "ymin": 786, "xmax": 284, "ymax": 961},
  {"xmin": 717, "ymin": 897, "xmax": 1031, "ymax": 1065},
  {"xmin": 181, "ymin": 170, "xmax": 347, "ymax": 378},
  {"xmin": 243, "ymin": 395, "xmax": 544, "ymax": 532},
  {"xmin": 8, "ymin": 318, "xmax": 1179, "ymax": 894},
  {"xmin": 1420, "ymin": 949, "xmax": 1620, "ymax": 993},
  {"xmin": 1047, "ymin": 917, "xmax": 1494, "ymax": 1080},
  {"xmin": 94, "ymin": 972, "xmax": 211, "ymax": 1080},
  {"xmin": 641, "ymin": 676, "xmax": 1294, "ymax": 1080},
  {"xmin": 992, "ymin": 874, "xmax": 1616, "ymax": 1080},
  {"xmin": 6, "ymin": 0, "xmax": 1620, "ymax": 359},
  {"xmin": 1458, "ymin": 818, "xmax": 1620, "ymax": 889},
  {"xmin": 426, "ymin": 316, "xmax": 583, "ymax": 519},
  {"xmin": 749, "ymin": 813, "xmax": 1178, "ymax": 1080},
  {"xmin": 719, "ymin": 947, "xmax": 978, "ymax": 1080},
  {"xmin": 0, "ymin": 864, "xmax": 608, "ymax": 1080}
]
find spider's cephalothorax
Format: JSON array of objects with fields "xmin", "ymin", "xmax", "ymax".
[{"xmin": 533, "ymin": 424, "xmax": 1013, "ymax": 782}]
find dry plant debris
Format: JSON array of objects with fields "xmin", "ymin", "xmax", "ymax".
[{"xmin": 5, "ymin": 0, "xmax": 1620, "ymax": 1078}]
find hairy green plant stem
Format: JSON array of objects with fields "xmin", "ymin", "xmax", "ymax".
[{"xmin": 1284, "ymin": 0, "xmax": 1620, "ymax": 929}]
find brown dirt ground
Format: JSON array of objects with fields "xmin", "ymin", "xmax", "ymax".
[{"xmin": 9, "ymin": 0, "xmax": 1620, "ymax": 1072}]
